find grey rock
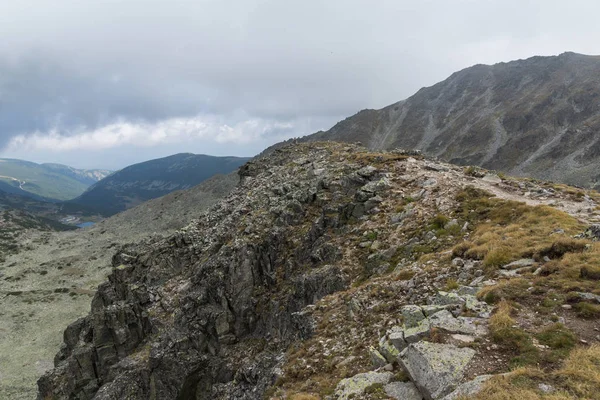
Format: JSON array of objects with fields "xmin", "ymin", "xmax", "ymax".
[
  {"xmin": 400, "ymin": 342, "xmax": 476, "ymax": 400},
  {"xmin": 429, "ymin": 310, "xmax": 486, "ymax": 336},
  {"xmin": 574, "ymin": 292, "xmax": 600, "ymax": 304},
  {"xmin": 388, "ymin": 327, "xmax": 408, "ymax": 352},
  {"xmin": 379, "ymin": 336, "xmax": 401, "ymax": 363},
  {"xmin": 357, "ymin": 165, "xmax": 378, "ymax": 178},
  {"xmin": 501, "ymin": 258, "xmax": 535, "ymax": 270},
  {"xmin": 402, "ymin": 305, "xmax": 427, "ymax": 328},
  {"xmin": 384, "ymin": 381, "xmax": 424, "ymax": 400},
  {"xmin": 362, "ymin": 178, "xmax": 391, "ymax": 193},
  {"xmin": 403, "ymin": 319, "xmax": 431, "ymax": 343},
  {"xmin": 369, "ymin": 346, "xmax": 388, "ymax": 368},
  {"xmin": 432, "ymin": 291, "xmax": 465, "ymax": 306},
  {"xmin": 441, "ymin": 375, "xmax": 492, "ymax": 400},
  {"xmin": 334, "ymin": 371, "xmax": 393, "ymax": 400}
]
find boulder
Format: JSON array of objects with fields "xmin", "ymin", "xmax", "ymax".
[
  {"xmin": 501, "ymin": 258, "xmax": 534, "ymax": 270},
  {"xmin": 441, "ymin": 375, "xmax": 492, "ymax": 400},
  {"xmin": 432, "ymin": 292, "xmax": 465, "ymax": 306},
  {"xmin": 379, "ymin": 336, "xmax": 401, "ymax": 363},
  {"xmin": 334, "ymin": 371, "xmax": 393, "ymax": 400},
  {"xmin": 463, "ymin": 295, "xmax": 493, "ymax": 318},
  {"xmin": 403, "ymin": 319, "xmax": 431, "ymax": 343},
  {"xmin": 384, "ymin": 381, "xmax": 424, "ymax": 400},
  {"xmin": 388, "ymin": 327, "xmax": 407, "ymax": 351},
  {"xmin": 402, "ymin": 305, "xmax": 427, "ymax": 328},
  {"xmin": 369, "ymin": 346, "xmax": 388, "ymax": 368},
  {"xmin": 428, "ymin": 310, "xmax": 486, "ymax": 336},
  {"xmin": 399, "ymin": 342, "xmax": 476, "ymax": 400}
]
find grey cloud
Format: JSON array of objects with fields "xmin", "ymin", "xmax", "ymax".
[{"xmin": 0, "ymin": 0, "xmax": 599, "ymax": 157}]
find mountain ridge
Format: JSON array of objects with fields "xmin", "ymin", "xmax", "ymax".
[
  {"xmin": 286, "ymin": 52, "xmax": 600, "ymax": 189},
  {"xmin": 69, "ymin": 153, "xmax": 250, "ymax": 216},
  {"xmin": 0, "ymin": 158, "xmax": 112, "ymax": 201}
]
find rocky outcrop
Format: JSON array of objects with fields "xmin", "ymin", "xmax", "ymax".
[{"xmin": 37, "ymin": 143, "xmax": 399, "ymax": 399}]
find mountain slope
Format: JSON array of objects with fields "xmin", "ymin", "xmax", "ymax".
[
  {"xmin": 303, "ymin": 52, "xmax": 600, "ymax": 189},
  {"xmin": 41, "ymin": 163, "xmax": 112, "ymax": 186},
  {"xmin": 38, "ymin": 142, "xmax": 600, "ymax": 399},
  {"xmin": 69, "ymin": 153, "xmax": 250, "ymax": 215},
  {"xmin": 0, "ymin": 159, "xmax": 111, "ymax": 201},
  {"xmin": 0, "ymin": 172, "xmax": 239, "ymax": 399}
]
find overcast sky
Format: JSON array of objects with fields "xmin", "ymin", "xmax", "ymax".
[{"xmin": 0, "ymin": 0, "xmax": 598, "ymax": 169}]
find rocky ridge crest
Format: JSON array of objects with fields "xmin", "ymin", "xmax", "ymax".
[{"xmin": 39, "ymin": 142, "xmax": 600, "ymax": 399}]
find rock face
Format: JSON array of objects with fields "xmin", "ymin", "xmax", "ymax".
[
  {"xmin": 37, "ymin": 143, "xmax": 399, "ymax": 399},
  {"xmin": 289, "ymin": 52, "xmax": 600, "ymax": 190}
]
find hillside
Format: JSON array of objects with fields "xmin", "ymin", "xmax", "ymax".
[
  {"xmin": 39, "ymin": 142, "xmax": 600, "ymax": 399},
  {"xmin": 41, "ymin": 163, "xmax": 112, "ymax": 186},
  {"xmin": 0, "ymin": 172, "xmax": 239, "ymax": 399},
  {"xmin": 69, "ymin": 153, "xmax": 250, "ymax": 215},
  {"xmin": 299, "ymin": 52, "xmax": 600, "ymax": 190},
  {"xmin": 0, "ymin": 158, "xmax": 111, "ymax": 201}
]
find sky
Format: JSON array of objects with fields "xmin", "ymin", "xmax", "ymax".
[{"xmin": 1, "ymin": 0, "xmax": 599, "ymax": 169}]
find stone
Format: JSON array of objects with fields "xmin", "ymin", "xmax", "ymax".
[
  {"xmin": 445, "ymin": 219, "xmax": 459, "ymax": 230},
  {"xmin": 538, "ymin": 383, "xmax": 555, "ymax": 393},
  {"xmin": 384, "ymin": 381, "xmax": 424, "ymax": 400},
  {"xmin": 402, "ymin": 305, "xmax": 427, "ymax": 328},
  {"xmin": 399, "ymin": 342, "xmax": 476, "ymax": 400},
  {"xmin": 421, "ymin": 305, "xmax": 451, "ymax": 317},
  {"xmin": 482, "ymin": 174, "xmax": 502, "ymax": 184},
  {"xmin": 457, "ymin": 286, "xmax": 478, "ymax": 296},
  {"xmin": 334, "ymin": 371, "xmax": 393, "ymax": 400},
  {"xmin": 336, "ymin": 356, "xmax": 357, "ymax": 369},
  {"xmin": 580, "ymin": 224, "xmax": 600, "ymax": 240},
  {"xmin": 441, "ymin": 375, "xmax": 492, "ymax": 400},
  {"xmin": 451, "ymin": 334, "xmax": 475, "ymax": 343},
  {"xmin": 403, "ymin": 319, "xmax": 431, "ymax": 343},
  {"xmin": 432, "ymin": 291, "xmax": 465, "ymax": 306},
  {"xmin": 357, "ymin": 165, "xmax": 378, "ymax": 178},
  {"xmin": 379, "ymin": 336, "xmax": 401, "ymax": 363},
  {"xmin": 574, "ymin": 292, "xmax": 600, "ymax": 304},
  {"xmin": 362, "ymin": 178, "xmax": 391, "ymax": 193},
  {"xmin": 388, "ymin": 327, "xmax": 408, "ymax": 351},
  {"xmin": 463, "ymin": 295, "xmax": 493, "ymax": 318},
  {"xmin": 451, "ymin": 258, "xmax": 464, "ymax": 267},
  {"xmin": 369, "ymin": 346, "xmax": 388, "ymax": 368},
  {"xmin": 501, "ymin": 258, "xmax": 535, "ymax": 270},
  {"xmin": 429, "ymin": 310, "xmax": 487, "ymax": 336}
]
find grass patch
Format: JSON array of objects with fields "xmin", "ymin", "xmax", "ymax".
[
  {"xmin": 574, "ymin": 302, "xmax": 600, "ymax": 319},
  {"xmin": 536, "ymin": 323, "xmax": 577, "ymax": 362},
  {"xmin": 471, "ymin": 345, "xmax": 600, "ymax": 399},
  {"xmin": 453, "ymin": 187, "xmax": 582, "ymax": 273},
  {"xmin": 489, "ymin": 301, "xmax": 539, "ymax": 367}
]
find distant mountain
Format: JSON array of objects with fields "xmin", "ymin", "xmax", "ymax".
[
  {"xmin": 297, "ymin": 52, "xmax": 600, "ymax": 189},
  {"xmin": 41, "ymin": 163, "xmax": 112, "ymax": 186},
  {"xmin": 69, "ymin": 153, "xmax": 249, "ymax": 215},
  {"xmin": 0, "ymin": 158, "xmax": 112, "ymax": 201}
]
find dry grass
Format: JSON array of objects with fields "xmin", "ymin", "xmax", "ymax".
[
  {"xmin": 289, "ymin": 394, "xmax": 320, "ymax": 400},
  {"xmin": 469, "ymin": 345, "xmax": 600, "ymax": 399},
  {"xmin": 453, "ymin": 187, "xmax": 583, "ymax": 270}
]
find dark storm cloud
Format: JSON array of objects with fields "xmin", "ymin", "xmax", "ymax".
[{"xmin": 1, "ymin": 0, "xmax": 599, "ymax": 165}]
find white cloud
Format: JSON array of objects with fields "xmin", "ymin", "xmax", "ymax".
[{"xmin": 6, "ymin": 115, "xmax": 296, "ymax": 152}]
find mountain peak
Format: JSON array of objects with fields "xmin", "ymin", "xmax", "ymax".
[{"xmin": 301, "ymin": 53, "xmax": 600, "ymax": 190}]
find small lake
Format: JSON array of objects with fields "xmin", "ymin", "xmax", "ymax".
[{"xmin": 77, "ymin": 222, "xmax": 96, "ymax": 228}]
